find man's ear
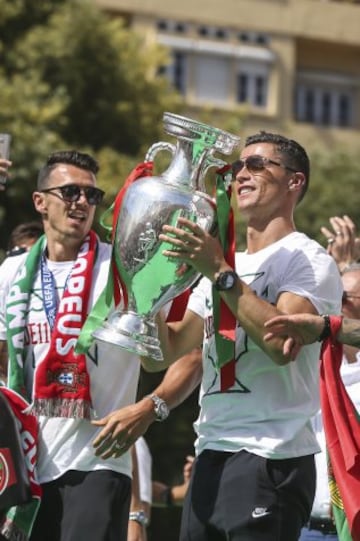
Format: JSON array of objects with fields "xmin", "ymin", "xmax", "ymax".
[
  {"xmin": 33, "ymin": 191, "xmax": 47, "ymax": 216},
  {"xmin": 288, "ymin": 172, "xmax": 305, "ymax": 192}
]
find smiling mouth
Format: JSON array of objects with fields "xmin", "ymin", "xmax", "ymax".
[
  {"xmin": 68, "ymin": 212, "xmax": 87, "ymax": 221},
  {"xmin": 238, "ymin": 187, "xmax": 254, "ymax": 196}
]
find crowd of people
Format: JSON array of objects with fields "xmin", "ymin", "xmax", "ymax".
[{"xmin": 0, "ymin": 130, "xmax": 359, "ymax": 541}]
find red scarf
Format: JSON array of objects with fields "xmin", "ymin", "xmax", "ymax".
[{"xmin": 31, "ymin": 231, "xmax": 97, "ymax": 419}]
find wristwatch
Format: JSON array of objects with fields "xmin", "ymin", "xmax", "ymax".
[
  {"xmin": 129, "ymin": 509, "xmax": 149, "ymax": 527},
  {"xmin": 214, "ymin": 270, "xmax": 238, "ymax": 291},
  {"xmin": 149, "ymin": 394, "xmax": 170, "ymax": 422}
]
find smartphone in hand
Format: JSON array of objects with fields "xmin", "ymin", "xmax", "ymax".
[{"xmin": 0, "ymin": 133, "xmax": 11, "ymax": 184}]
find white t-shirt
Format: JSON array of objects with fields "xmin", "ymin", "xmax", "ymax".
[
  {"xmin": 188, "ymin": 232, "xmax": 343, "ymax": 459},
  {"xmin": 0, "ymin": 242, "xmax": 140, "ymax": 483},
  {"xmin": 311, "ymin": 353, "xmax": 360, "ymax": 518}
]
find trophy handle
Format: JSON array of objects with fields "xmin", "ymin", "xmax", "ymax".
[
  {"xmin": 198, "ymin": 154, "xmax": 232, "ymax": 192},
  {"xmin": 145, "ymin": 141, "xmax": 176, "ymax": 162}
]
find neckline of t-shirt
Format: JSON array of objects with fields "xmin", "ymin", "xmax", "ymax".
[
  {"xmin": 46, "ymin": 258, "xmax": 76, "ymax": 270},
  {"xmin": 242, "ymin": 231, "xmax": 300, "ymax": 255}
]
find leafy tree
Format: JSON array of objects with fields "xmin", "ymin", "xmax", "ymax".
[
  {"xmin": 295, "ymin": 149, "xmax": 360, "ymax": 247},
  {"xmin": 13, "ymin": 1, "xmax": 181, "ymax": 155},
  {"xmin": 0, "ymin": 0, "xmax": 182, "ymax": 253}
]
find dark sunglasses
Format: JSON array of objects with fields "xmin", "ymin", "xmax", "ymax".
[
  {"xmin": 231, "ymin": 155, "xmax": 297, "ymax": 180},
  {"xmin": 41, "ymin": 184, "xmax": 105, "ymax": 205},
  {"xmin": 342, "ymin": 291, "xmax": 360, "ymax": 303}
]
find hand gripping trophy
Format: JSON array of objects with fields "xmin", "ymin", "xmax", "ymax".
[{"xmin": 92, "ymin": 112, "xmax": 240, "ymax": 360}]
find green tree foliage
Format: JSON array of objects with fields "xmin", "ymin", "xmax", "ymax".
[
  {"xmin": 295, "ymin": 149, "xmax": 360, "ymax": 248},
  {"xmin": 14, "ymin": 1, "xmax": 181, "ymax": 155},
  {"xmin": 0, "ymin": 0, "xmax": 182, "ymax": 251}
]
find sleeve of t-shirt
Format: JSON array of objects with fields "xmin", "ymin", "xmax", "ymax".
[
  {"xmin": 187, "ymin": 276, "xmax": 211, "ymax": 320},
  {"xmin": 277, "ymin": 244, "xmax": 342, "ymax": 315}
]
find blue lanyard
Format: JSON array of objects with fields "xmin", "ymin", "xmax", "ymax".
[{"xmin": 40, "ymin": 253, "xmax": 58, "ymax": 331}]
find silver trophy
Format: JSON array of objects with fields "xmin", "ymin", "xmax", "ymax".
[{"xmin": 92, "ymin": 112, "xmax": 240, "ymax": 360}]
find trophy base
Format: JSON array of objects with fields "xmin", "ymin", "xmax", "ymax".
[{"xmin": 92, "ymin": 311, "xmax": 164, "ymax": 362}]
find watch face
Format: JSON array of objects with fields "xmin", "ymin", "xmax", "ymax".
[
  {"xmin": 157, "ymin": 402, "xmax": 169, "ymax": 420},
  {"xmin": 151, "ymin": 394, "xmax": 169, "ymax": 421},
  {"xmin": 216, "ymin": 270, "xmax": 237, "ymax": 290},
  {"xmin": 224, "ymin": 274, "xmax": 235, "ymax": 288}
]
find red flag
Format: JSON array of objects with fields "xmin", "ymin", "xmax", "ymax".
[{"xmin": 320, "ymin": 315, "xmax": 360, "ymax": 541}]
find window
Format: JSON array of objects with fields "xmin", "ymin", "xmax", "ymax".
[
  {"xmin": 215, "ymin": 29, "xmax": 227, "ymax": 39},
  {"xmin": 193, "ymin": 55, "xmax": 230, "ymax": 103},
  {"xmin": 339, "ymin": 94, "xmax": 351, "ymax": 126},
  {"xmin": 157, "ymin": 20, "xmax": 168, "ymax": 31},
  {"xmin": 321, "ymin": 93, "xmax": 331, "ymax": 125},
  {"xmin": 236, "ymin": 62, "xmax": 270, "ymax": 108},
  {"xmin": 256, "ymin": 34, "xmax": 269, "ymax": 46},
  {"xmin": 237, "ymin": 74, "xmax": 248, "ymax": 102},
  {"xmin": 157, "ymin": 19, "xmax": 188, "ymax": 34},
  {"xmin": 156, "ymin": 34, "xmax": 274, "ymax": 109},
  {"xmin": 304, "ymin": 89, "xmax": 315, "ymax": 122},
  {"xmin": 238, "ymin": 32, "xmax": 269, "ymax": 45},
  {"xmin": 255, "ymin": 76, "xmax": 267, "ymax": 106},
  {"xmin": 198, "ymin": 26, "xmax": 209, "ymax": 37},
  {"xmin": 238, "ymin": 32, "xmax": 250, "ymax": 42},
  {"xmin": 295, "ymin": 71, "xmax": 355, "ymax": 128},
  {"xmin": 173, "ymin": 52, "xmax": 186, "ymax": 94},
  {"xmin": 158, "ymin": 51, "xmax": 187, "ymax": 95},
  {"xmin": 175, "ymin": 22, "xmax": 186, "ymax": 33}
]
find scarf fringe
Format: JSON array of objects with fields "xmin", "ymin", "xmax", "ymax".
[
  {"xmin": 27, "ymin": 398, "xmax": 92, "ymax": 419},
  {"xmin": 1, "ymin": 517, "xmax": 29, "ymax": 541}
]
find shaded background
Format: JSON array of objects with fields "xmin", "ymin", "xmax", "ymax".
[{"xmin": 137, "ymin": 368, "xmax": 200, "ymax": 541}]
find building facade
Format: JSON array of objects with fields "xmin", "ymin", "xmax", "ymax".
[{"xmin": 96, "ymin": 0, "xmax": 360, "ymax": 152}]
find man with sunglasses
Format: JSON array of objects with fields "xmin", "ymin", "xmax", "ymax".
[
  {"xmin": 0, "ymin": 150, "xmax": 142, "ymax": 541},
  {"xmin": 92, "ymin": 132, "xmax": 342, "ymax": 541}
]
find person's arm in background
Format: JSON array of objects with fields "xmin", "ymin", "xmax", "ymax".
[
  {"xmin": 264, "ymin": 314, "xmax": 360, "ymax": 358},
  {"xmin": 0, "ymin": 157, "xmax": 11, "ymax": 192},
  {"xmin": 321, "ymin": 215, "xmax": 360, "ymax": 273},
  {"xmin": 152, "ymin": 455, "xmax": 194, "ymax": 507},
  {"xmin": 92, "ymin": 348, "xmax": 203, "ymax": 458},
  {"xmin": 128, "ymin": 445, "xmax": 148, "ymax": 541}
]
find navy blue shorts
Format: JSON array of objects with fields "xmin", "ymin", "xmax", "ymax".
[{"xmin": 180, "ymin": 449, "xmax": 315, "ymax": 541}]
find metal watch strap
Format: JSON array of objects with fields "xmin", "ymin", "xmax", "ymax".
[
  {"xmin": 149, "ymin": 393, "xmax": 169, "ymax": 422},
  {"xmin": 129, "ymin": 510, "xmax": 149, "ymax": 527}
]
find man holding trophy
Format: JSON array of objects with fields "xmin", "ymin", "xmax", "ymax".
[{"xmin": 93, "ymin": 130, "xmax": 342, "ymax": 541}]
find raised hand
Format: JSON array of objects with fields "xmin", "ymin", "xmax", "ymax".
[{"xmin": 321, "ymin": 215, "xmax": 359, "ymax": 272}]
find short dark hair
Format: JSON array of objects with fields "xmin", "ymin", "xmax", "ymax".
[
  {"xmin": 8, "ymin": 221, "xmax": 44, "ymax": 251},
  {"xmin": 245, "ymin": 131, "xmax": 310, "ymax": 203},
  {"xmin": 37, "ymin": 150, "xmax": 99, "ymax": 190}
]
